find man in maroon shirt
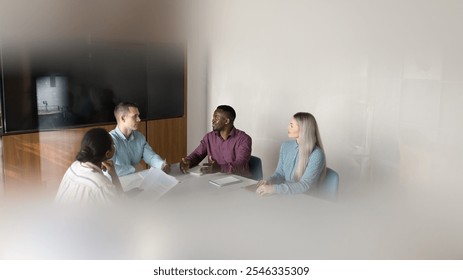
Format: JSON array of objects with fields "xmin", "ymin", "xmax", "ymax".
[{"xmin": 180, "ymin": 105, "xmax": 252, "ymax": 177}]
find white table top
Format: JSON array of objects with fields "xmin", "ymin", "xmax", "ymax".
[
  {"xmin": 3, "ymin": 166, "xmax": 462, "ymax": 260},
  {"xmin": 163, "ymin": 166, "xmax": 259, "ymax": 198}
]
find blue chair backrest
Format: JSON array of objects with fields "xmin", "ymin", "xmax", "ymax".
[
  {"xmin": 319, "ymin": 167, "xmax": 339, "ymax": 198},
  {"xmin": 249, "ymin": 156, "xmax": 263, "ymax": 180}
]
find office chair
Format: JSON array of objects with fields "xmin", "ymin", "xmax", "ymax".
[
  {"xmin": 318, "ymin": 167, "xmax": 339, "ymax": 198},
  {"xmin": 248, "ymin": 155, "xmax": 263, "ymax": 181}
]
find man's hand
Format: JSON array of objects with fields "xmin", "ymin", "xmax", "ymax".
[
  {"xmin": 180, "ymin": 157, "xmax": 190, "ymax": 174},
  {"xmin": 162, "ymin": 162, "xmax": 171, "ymax": 174},
  {"xmin": 200, "ymin": 156, "xmax": 220, "ymax": 174},
  {"xmin": 134, "ymin": 162, "xmax": 146, "ymax": 172}
]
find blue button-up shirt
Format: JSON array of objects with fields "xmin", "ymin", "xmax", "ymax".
[{"xmin": 109, "ymin": 127, "xmax": 165, "ymax": 176}]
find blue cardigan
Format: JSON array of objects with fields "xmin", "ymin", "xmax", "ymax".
[{"xmin": 267, "ymin": 140, "xmax": 325, "ymax": 195}]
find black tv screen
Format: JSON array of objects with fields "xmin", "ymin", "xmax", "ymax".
[{"xmin": 0, "ymin": 39, "xmax": 185, "ymax": 134}]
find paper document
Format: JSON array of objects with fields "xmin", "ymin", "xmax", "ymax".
[
  {"xmin": 119, "ymin": 169, "xmax": 149, "ymax": 192},
  {"xmin": 140, "ymin": 167, "xmax": 179, "ymax": 199},
  {"xmin": 119, "ymin": 168, "xmax": 178, "ymax": 199},
  {"xmin": 209, "ymin": 176, "xmax": 242, "ymax": 187}
]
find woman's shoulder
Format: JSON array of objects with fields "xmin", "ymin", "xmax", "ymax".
[
  {"xmin": 313, "ymin": 145, "xmax": 323, "ymax": 152},
  {"xmin": 68, "ymin": 160, "xmax": 85, "ymax": 172},
  {"xmin": 69, "ymin": 161, "xmax": 111, "ymax": 183},
  {"xmin": 310, "ymin": 146, "xmax": 325, "ymax": 161}
]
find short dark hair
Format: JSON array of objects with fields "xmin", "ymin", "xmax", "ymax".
[
  {"xmin": 76, "ymin": 128, "xmax": 113, "ymax": 165},
  {"xmin": 216, "ymin": 105, "xmax": 236, "ymax": 122},
  {"xmin": 114, "ymin": 101, "xmax": 139, "ymax": 119}
]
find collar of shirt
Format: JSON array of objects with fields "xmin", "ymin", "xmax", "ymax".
[
  {"xmin": 290, "ymin": 139, "xmax": 299, "ymax": 149},
  {"xmin": 214, "ymin": 127, "xmax": 237, "ymax": 140},
  {"xmin": 115, "ymin": 126, "xmax": 135, "ymax": 141},
  {"xmin": 79, "ymin": 161, "xmax": 104, "ymax": 174}
]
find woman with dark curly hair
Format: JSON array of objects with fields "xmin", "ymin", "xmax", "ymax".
[{"xmin": 55, "ymin": 128, "xmax": 123, "ymax": 204}]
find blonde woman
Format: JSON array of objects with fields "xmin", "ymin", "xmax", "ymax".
[{"xmin": 256, "ymin": 112, "xmax": 326, "ymax": 195}]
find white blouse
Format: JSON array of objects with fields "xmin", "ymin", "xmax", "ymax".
[{"xmin": 55, "ymin": 161, "xmax": 118, "ymax": 204}]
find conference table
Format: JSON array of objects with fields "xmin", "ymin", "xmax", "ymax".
[
  {"xmin": 120, "ymin": 164, "xmax": 260, "ymax": 199},
  {"xmin": 3, "ymin": 166, "xmax": 461, "ymax": 260},
  {"xmin": 121, "ymin": 163, "xmax": 336, "ymax": 208},
  {"xmin": 162, "ymin": 165, "xmax": 260, "ymax": 198},
  {"xmin": 4, "ymin": 165, "xmax": 458, "ymax": 260},
  {"xmin": 116, "ymin": 164, "xmax": 344, "ymax": 259}
]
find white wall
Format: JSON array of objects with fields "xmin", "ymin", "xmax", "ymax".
[
  {"xmin": 184, "ymin": 1, "xmax": 210, "ymax": 152},
  {"xmin": 193, "ymin": 0, "xmax": 463, "ymax": 193}
]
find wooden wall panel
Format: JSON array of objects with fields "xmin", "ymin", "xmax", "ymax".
[
  {"xmin": 1, "ymin": 117, "xmax": 186, "ymax": 199},
  {"xmin": 1, "ymin": 123, "xmax": 130, "ymax": 197},
  {"xmin": 146, "ymin": 117, "xmax": 187, "ymax": 164},
  {"xmin": 35, "ymin": 124, "xmax": 119, "ymax": 195},
  {"xmin": 2, "ymin": 133, "xmax": 42, "ymax": 196}
]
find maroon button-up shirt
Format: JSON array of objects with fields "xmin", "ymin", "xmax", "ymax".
[{"xmin": 186, "ymin": 128, "xmax": 252, "ymax": 176}]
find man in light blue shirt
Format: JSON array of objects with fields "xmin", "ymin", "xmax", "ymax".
[{"xmin": 109, "ymin": 102, "xmax": 171, "ymax": 176}]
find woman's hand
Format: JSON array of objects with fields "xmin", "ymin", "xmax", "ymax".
[
  {"xmin": 101, "ymin": 160, "xmax": 117, "ymax": 176},
  {"xmin": 102, "ymin": 160, "xmax": 123, "ymax": 194},
  {"xmin": 256, "ymin": 182, "xmax": 275, "ymax": 196},
  {"xmin": 256, "ymin": 180, "xmax": 267, "ymax": 187}
]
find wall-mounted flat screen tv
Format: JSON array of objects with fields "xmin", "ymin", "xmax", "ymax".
[{"xmin": 0, "ymin": 39, "xmax": 185, "ymax": 134}]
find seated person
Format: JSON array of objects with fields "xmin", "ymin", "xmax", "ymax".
[
  {"xmin": 55, "ymin": 128, "xmax": 123, "ymax": 204},
  {"xmin": 110, "ymin": 102, "xmax": 170, "ymax": 176},
  {"xmin": 180, "ymin": 105, "xmax": 252, "ymax": 177},
  {"xmin": 256, "ymin": 112, "xmax": 326, "ymax": 195}
]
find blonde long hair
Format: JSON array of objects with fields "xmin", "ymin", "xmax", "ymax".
[{"xmin": 293, "ymin": 112, "xmax": 326, "ymax": 182}]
